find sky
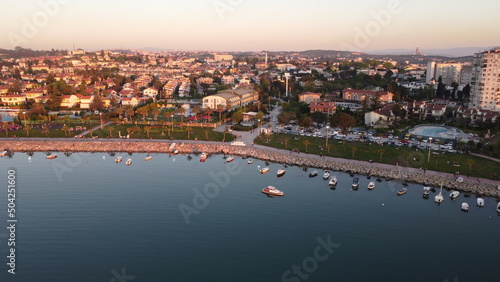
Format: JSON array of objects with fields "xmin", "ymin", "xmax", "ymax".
[{"xmin": 1, "ymin": 0, "xmax": 499, "ymax": 52}]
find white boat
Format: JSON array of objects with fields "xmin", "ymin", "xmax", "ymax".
[
  {"xmin": 200, "ymin": 153, "xmax": 207, "ymax": 162},
  {"xmin": 115, "ymin": 156, "xmax": 123, "ymax": 163},
  {"xmin": 46, "ymin": 154, "xmax": 57, "ymax": 159},
  {"xmin": 352, "ymin": 177, "xmax": 359, "ymax": 189},
  {"xmin": 435, "ymin": 185, "xmax": 444, "ymax": 203},
  {"xmin": 126, "ymin": 158, "xmax": 132, "ymax": 165},
  {"xmin": 277, "ymin": 169, "xmax": 286, "ymax": 177},
  {"xmin": 449, "ymin": 191, "xmax": 460, "ymax": 199},
  {"xmin": 397, "ymin": 188, "xmax": 407, "ymax": 195},
  {"xmin": 0, "ymin": 150, "xmax": 7, "ymax": 157},
  {"xmin": 169, "ymin": 143, "xmax": 176, "ymax": 150},
  {"xmin": 260, "ymin": 167, "xmax": 270, "ymax": 174},
  {"xmin": 476, "ymin": 197, "xmax": 484, "ymax": 207},
  {"xmin": 323, "ymin": 170, "xmax": 330, "ymax": 180},
  {"xmin": 497, "ymin": 202, "xmax": 500, "ymax": 213},
  {"xmin": 261, "ymin": 185, "xmax": 284, "ymax": 196},
  {"xmin": 180, "ymin": 142, "xmax": 185, "ymax": 147},
  {"xmin": 367, "ymin": 181, "xmax": 376, "ymax": 190},
  {"xmin": 309, "ymin": 171, "xmax": 318, "ymax": 178},
  {"xmin": 423, "ymin": 187, "xmax": 431, "ymax": 197},
  {"xmin": 226, "ymin": 157, "xmax": 234, "ymax": 162},
  {"xmin": 247, "ymin": 160, "xmax": 253, "ymax": 164},
  {"xmin": 145, "ymin": 155, "xmax": 152, "ymax": 161},
  {"xmin": 461, "ymin": 202, "xmax": 469, "ymax": 212},
  {"xmin": 172, "ymin": 149, "xmax": 179, "ymax": 155},
  {"xmin": 329, "ymin": 176, "xmax": 338, "ymax": 186},
  {"xmin": 456, "ymin": 177, "xmax": 464, "ymax": 183}
]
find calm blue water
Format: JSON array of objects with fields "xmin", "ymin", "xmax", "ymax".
[{"xmin": 1, "ymin": 152, "xmax": 499, "ymax": 282}]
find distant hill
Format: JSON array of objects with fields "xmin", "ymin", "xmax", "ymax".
[{"xmin": 367, "ymin": 47, "xmax": 496, "ymax": 57}]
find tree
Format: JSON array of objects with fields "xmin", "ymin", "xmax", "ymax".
[
  {"xmin": 178, "ymin": 107, "xmax": 186, "ymax": 122},
  {"xmin": 351, "ymin": 147, "xmax": 358, "ymax": 158},
  {"xmin": 204, "ymin": 130, "xmax": 209, "ymax": 140},
  {"xmin": 377, "ymin": 149, "xmax": 385, "ymax": 162},
  {"xmin": 24, "ymin": 124, "xmax": 31, "ymax": 137},
  {"xmin": 303, "ymin": 140, "xmax": 310, "ymax": 152},
  {"xmin": 136, "ymin": 106, "xmax": 149, "ymax": 120},
  {"xmin": 284, "ymin": 137, "xmax": 289, "ymax": 149},
  {"xmin": 216, "ymin": 104, "xmax": 225, "ymax": 120},
  {"xmin": 61, "ymin": 124, "xmax": 69, "ymax": 136},
  {"xmin": 231, "ymin": 110, "xmax": 243, "ymax": 124},
  {"xmin": 330, "ymin": 112, "xmax": 356, "ymax": 133},
  {"xmin": 467, "ymin": 159, "xmax": 475, "ymax": 172},
  {"xmin": 392, "ymin": 104, "xmax": 407, "ymax": 119},
  {"xmin": 205, "ymin": 107, "xmax": 213, "ymax": 122},
  {"xmin": 144, "ymin": 126, "xmax": 152, "ymax": 138},
  {"xmin": 89, "ymin": 93, "xmax": 104, "ymax": 111},
  {"xmin": 152, "ymin": 107, "xmax": 160, "ymax": 121},
  {"xmin": 299, "ymin": 116, "xmax": 313, "ymax": 128},
  {"xmin": 107, "ymin": 125, "xmax": 115, "ymax": 137},
  {"xmin": 436, "ymin": 76, "xmax": 446, "ymax": 98}
]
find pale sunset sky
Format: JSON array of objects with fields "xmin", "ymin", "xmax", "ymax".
[{"xmin": 1, "ymin": 0, "xmax": 499, "ymax": 52}]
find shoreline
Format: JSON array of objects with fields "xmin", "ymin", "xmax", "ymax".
[{"xmin": 1, "ymin": 139, "xmax": 500, "ymax": 198}]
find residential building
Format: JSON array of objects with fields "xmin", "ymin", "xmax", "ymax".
[
  {"xmin": 364, "ymin": 104, "xmax": 395, "ymax": 127},
  {"xmin": 60, "ymin": 95, "xmax": 79, "ymax": 108},
  {"xmin": 470, "ymin": 48, "xmax": 500, "ymax": 111},
  {"xmin": 342, "ymin": 88, "xmax": 394, "ymax": 104},
  {"xmin": 121, "ymin": 97, "xmax": 139, "ymax": 107},
  {"xmin": 298, "ymin": 92, "xmax": 321, "ymax": 104},
  {"xmin": 426, "ymin": 61, "xmax": 463, "ymax": 85},
  {"xmin": 143, "ymin": 87, "xmax": 159, "ymax": 99},
  {"xmin": 0, "ymin": 94, "xmax": 26, "ymax": 106},
  {"xmin": 213, "ymin": 54, "xmax": 233, "ymax": 61},
  {"xmin": 460, "ymin": 65, "xmax": 473, "ymax": 85},
  {"xmin": 202, "ymin": 86, "xmax": 258, "ymax": 111},
  {"xmin": 309, "ymin": 102, "xmax": 336, "ymax": 116},
  {"xmin": 221, "ymin": 75, "xmax": 235, "ymax": 85}
]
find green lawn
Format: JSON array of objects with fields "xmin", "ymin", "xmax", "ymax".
[
  {"xmin": 2, "ymin": 123, "xmax": 100, "ymax": 138},
  {"xmin": 255, "ymin": 133, "xmax": 500, "ymax": 180}
]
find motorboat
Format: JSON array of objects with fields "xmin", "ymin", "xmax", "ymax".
[
  {"xmin": 397, "ymin": 188, "xmax": 407, "ymax": 195},
  {"xmin": 461, "ymin": 202, "xmax": 469, "ymax": 212},
  {"xmin": 329, "ymin": 176, "xmax": 338, "ymax": 186},
  {"xmin": 476, "ymin": 197, "xmax": 484, "ymax": 207},
  {"xmin": 323, "ymin": 170, "xmax": 330, "ymax": 180},
  {"xmin": 497, "ymin": 202, "xmax": 500, "ymax": 213},
  {"xmin": 261, "ymin": 185, "xmax": 284, "ymax": 196},
  {"xmin": 247, "ymin": 160, "xmax": 253, "ymax": 164},
  {"xmin": 126, "ymin": 158, "xmax": 132, "ymax": 165},
  {"xmin": 200, "ymin": 153, "xmax": 207, "ymax": 162},
  {"xmin": 277, "ymin": 169, "xmax": 286, "ymax": 177},
  {"xmin": 226, "ymin": 157, "xmax": 234, "ymax": 162},
  {"xmin": 450, "ymin": 191, "xmax": 460, "ymax": 199},
  {"xmin": 309, "ymin": 171, "xmax": 318, "ymax": 178},
  {"xmin": 172, "ymin": 149, "xmax": 179, "ymax": 155},
  {"xmin": 115, "ymin": 156, "xmax": 123, "ymax": 163},
  {"xmin": 456, "ymin": 177, "xmax": 464, "ymax": 183},
  {"xmin": 367, "ymin": 181, "xmax": 376, "ymax": 190},
  {"xmin": 145, "ymin": 155, "xmax": 152, "ymax": 161},
  {"xmin": 435, "ymin": 185, "xmax": 444, "ymax": 203},
  {"xmin": 423, "ymin": 187, "xmax": 431, "ymax": 198},
  {"xmin": 46, "ymin": 154, "xmax": 57, "ymax": 159},
  {"xmin": 0, "ymin": 150, "xmax": 7, "ymax": 157},
  {"xmin": 260, "ymin": 167, "xmax": 270, "ymax": 174},
  {"xmin": 352, "ymin": 177, "xmax": 359, "ymax": 189}
]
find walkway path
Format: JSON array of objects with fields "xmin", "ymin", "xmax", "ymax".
[
  {"xmin": 79, "ymin": 121, "xmax": 113, "ymax": 136},
  {"xmin": 469, "ymin": 152, "xmax": 500, "ymax": 163}
]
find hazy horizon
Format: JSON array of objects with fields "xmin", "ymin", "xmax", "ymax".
[{"xmin": 2, "ymin": 0, "xmax": 500, "ymax": 52}]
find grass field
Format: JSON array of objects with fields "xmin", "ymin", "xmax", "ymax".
[{"xmin": 254, "ymin": 133, "xmax": 500, "ymax": 180}]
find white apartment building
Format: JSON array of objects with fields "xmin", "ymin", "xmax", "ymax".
[
  {"xmin": 426, "ymin": 61, "xmax": 462, "ymax": 85},
  {"xmin": 470, "ymin": 48, "xmax": 500, "ymax": 111}
]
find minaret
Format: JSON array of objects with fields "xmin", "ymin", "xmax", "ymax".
[{"xmin": 265, "ymin": 52, "xmax": 268, "ymax": 65}]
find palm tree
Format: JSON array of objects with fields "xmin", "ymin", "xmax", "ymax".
[
  {"xmin": 186, "ymin": 126, "xmax": 192, "ymax": 139},
  {"xmin": 24, "ymin": 124, "xmax": 31, "ymax": 137},
  {"xmin": 152, "ymin": 107, "xmax": 160, "ymax": 121},
  {"xmin": 107, "ymin": 125, "xmax": 115, "ymax": 137},
  {"xmin": 377, "ymin": 149, "xmax": 385, "ymax": 162},
  {"xmin": 89, "ymin": 129, "xmax": 94, "ymax": 137},
  {"xmin": 145, "ymin": 126, "xmax": 152, "ymax": 138},
  {"xmin": 204, "ymin": 129, "xmax": 209, "ymax": 140},
  {"xmin": 61, "ymin": 124, "xmax": 69, "ymax": 137},
  {"xmin": 216, "ymin": 104, "xmax": 225, "ymax": 121},
  {"xmin": 303, "ymin": 140, "xmax": 310, "ymax": 153},
  {"xmin": 284, "ymin": 137, "xmax": 289, "ymax": 149},
  {"xmin": 205, "ymin": 107, "xmax": 213, "ymax": 122},
  {"xmin": 191, "ymin": 107, "xmax": 199, "ymax": 122},
  {"xmin": 433, "ymin": 155, "xmax": 442, "ymax": 168},
  {"xmin": 351, "ymin": 147, "xmax": 358, "ymax": 158},
  {"xmin": 467, "ymin": 159, "xmax": 475, "ymax": 172},
  {"xmin": 177, "ymin": 107, "xmax": 186, "ymax": 122},
  {"xmin": 42, "ymin": 124, "xmax": 50, "ymax": 136},
  {"xmin": 223, "ymin": 126, "xmax": 229, "ymax": 142}
]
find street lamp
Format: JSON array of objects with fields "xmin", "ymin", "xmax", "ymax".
[
  {"xmin": 257, "ymin": 119, "xmax": 261, "ymax": 135},
  {"xmin": 22, "ymin": 111, "xmax": 27, "ymax": 126},
  {"xmin": 99, "ymin": 112, "xmax": 103, "ymax": 131},
  {"xmin": 326, "ymin": 125, "xmax": 330, "ymax": 147},
  {"xmin": 427, "ymin": 137, "xmax": 433, "ymax": 162}
]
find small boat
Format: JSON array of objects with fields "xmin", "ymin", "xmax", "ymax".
[
  {"xmin": 497, "ymin": 202, "xmax": 500, "ymax": 213},
  {"xmin": 309, "ymin": 171, "xmax": 318, "ymax": 178},
  {"xmin": 200, "ymin": 153, "xmax": 207, "ymax": 162},
  {"xmin": 323, "ymin": 170, "xmax": 330, "ymax": 180},
  {"xmin": 456, "ymin": 177, "xmax": 464, "ymax": 183},
  {"xmin": 450, "ymin": 191, "xmax": 460, "ymax": 199},
  {"xmin": 169, "ymin": 143, "xmax": 176, "ymax": 150},
  {"xmin": 367, "ymin": 181, "xmax": 376, "ymax": 190},
  {"xmin": 261, "ymin": 185, "xmax": 284, "ymax": 196},
  {"xmin": 277, "ymin": 169, "xmax": 286, "ymax": 177},
  {"xmin": 476, "ymin": 197, "xmax": 484, "ymax": 207},
  {"xmin": 260, "ymin": 167, "xmax": 270, "ymax": 174},
  {"xmin": 247, "ymin": 160, "xmax": 253, "ymax": 164},
  {"xmin": 0, "ymin": 150, "xmax": 7, "ymax": 157},
  {"xmin": 172, "ymin": 149, "xmax": 179, "ymax": 155},
  {"xmin": 461, "ymin": 202, "xmax": 469, "ymax": 212},
  {"xmin": 115, "ymin": 156, "xmax": 123, "ymax": 163},
  {"xmin": 352, "ymin": 177, "xmax": 359, "ymax": 188},
  {"xmin": 46, "ymin": 154, "xmax": 57, "ymax": 159},
  {"xmin": 329, "ymin": 176, "xmax": 338, "ymax": 186},
  {"xmin": 435, "ymin": 185, "xmax": 444, "ymax": 203},
  {"xmin": 145, "ymin": 155, "xmax": 152, "ymax": 161},
  {"xmin": 226, "ymin": 157, "xmax": 234, "ymax": 162},
  {"xmin": 126, "ymin": 158, "xmax": 132, "ymax": 165},
  {"xmin": 397, "ymin": 188, "xmax": 407, "ymax": 195},
  {"xmin": 423, "ymin": 187, "xmax": 431, "ymax": 198}
]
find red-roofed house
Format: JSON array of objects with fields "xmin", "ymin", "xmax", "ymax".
[
  {"xmin": 364, "ymin": 104, "xmax": 396, "ymax": 127},
  {"xmin": 0, "ymin": 94, "xmax": 26, "ymax": 106},
  {"xmin": 299, "ymin": 92, "xmax": 321, "ymax": 104},
  {"xmin": 342, "ymin": 88, "xmax": 394, "ymax": 104},
  {"xmin": 60, "ymin": 95, "xmax": 79, "ymax": 108},
  {"xmin": 122, "ymin": 97, "xmax": 139, "ymax": 107},
  {"xmin": 143, "ymin": 87, "xmax": 159, "ymax": 99},
  {"xmin": 309, "ymin": 102, "xmax": 336, "ymax": 116}
]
